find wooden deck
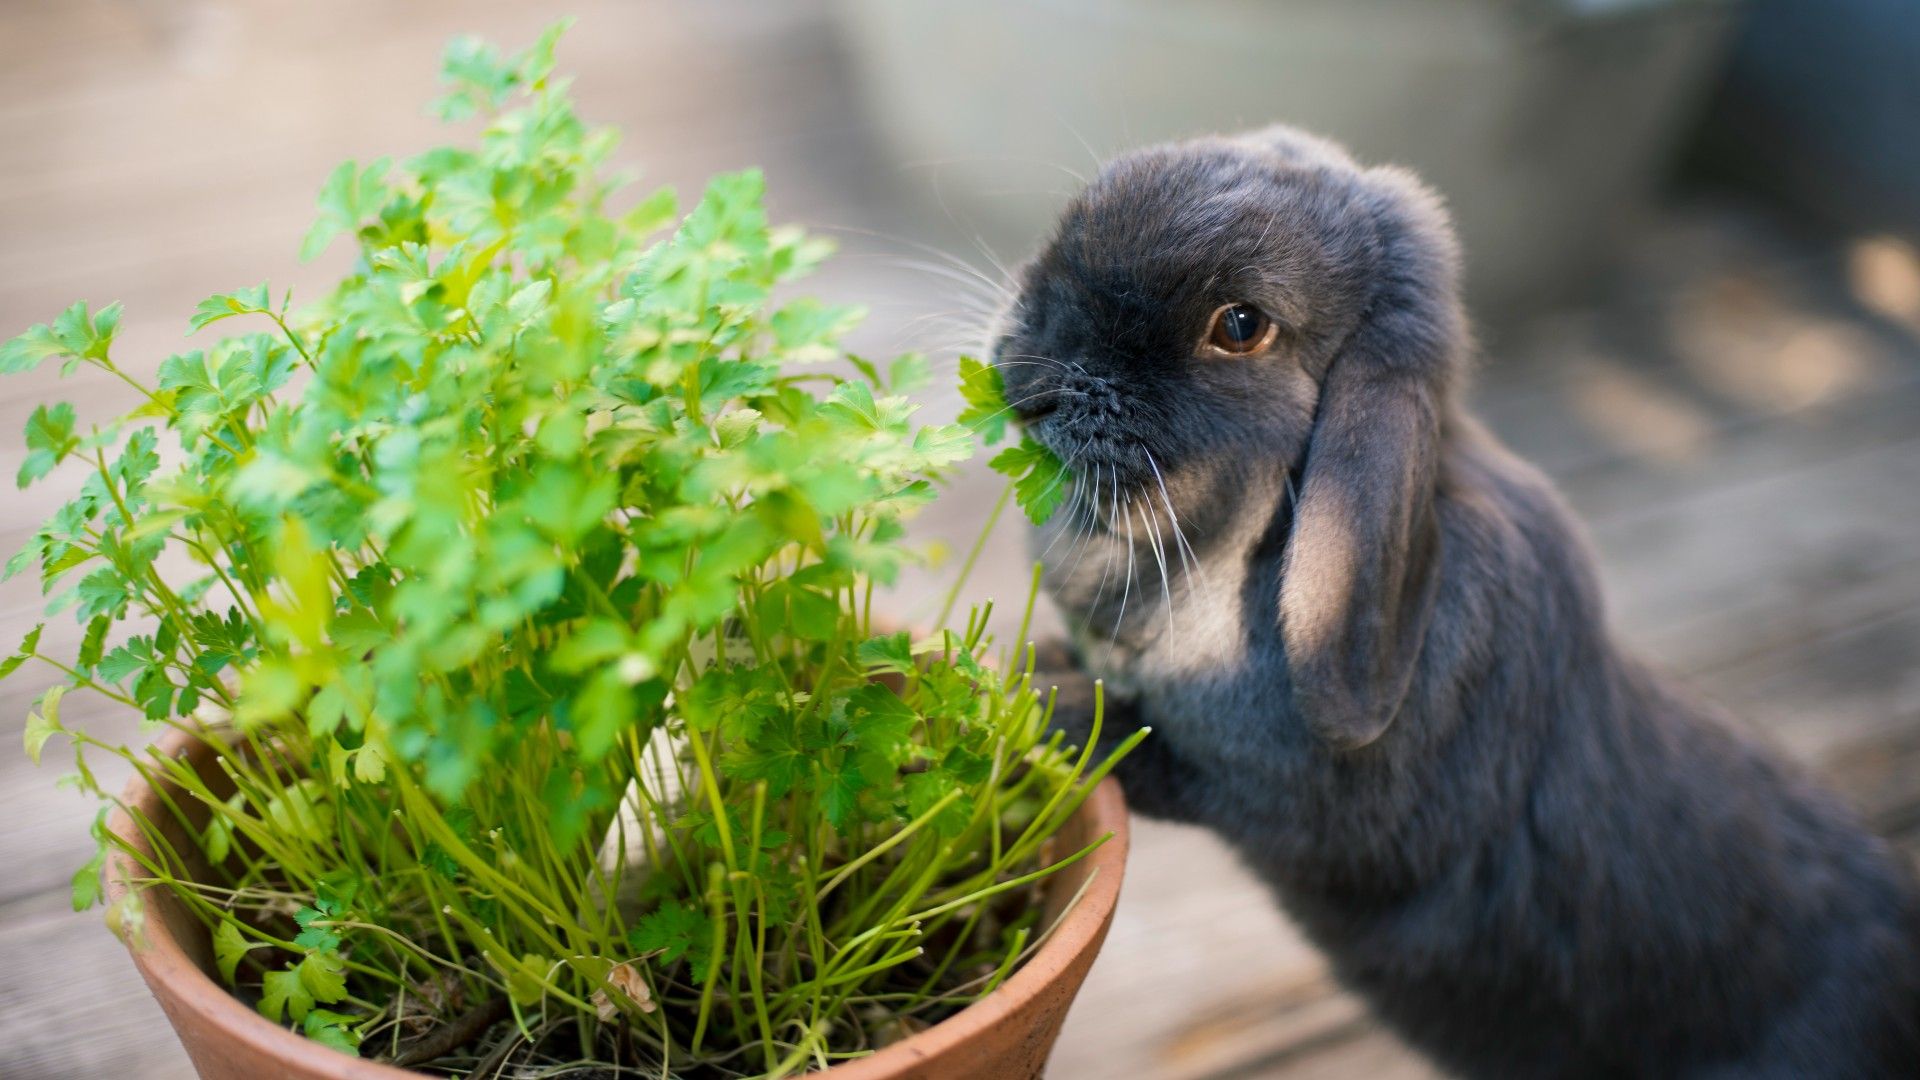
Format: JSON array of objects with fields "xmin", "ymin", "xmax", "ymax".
[{"xmin": 3, "ymin": 3, "xmax": 1917, "ymax": 1078}]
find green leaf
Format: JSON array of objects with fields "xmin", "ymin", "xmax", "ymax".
[
  {"xmin": 19, "ymin": 402, "xmax": 80, "ymax": 488},
  {"xmin": 260, "ymin": 966, "xmax": 313, "ymax": 1024},
  {"xmin": 0, "ymin": 324, "xmax": 66, "ymax": 375},
  {"xmin": 433, "ymin": 18, "xmax": 569, "ymax": 120},
  {"xmin": 700, "ymin": 359, "xmax": 778, "ymax": 403},
  {"xmin": 549, "ymin": 618, "xmax": 632, "ymax": 675},
  {"xmin": 71, "ymin": 848, "xmax": 108, "ymax": 910},
  {"xmin": 820, "ymin": 766, "xmax": 865, "ymax": 830},
  {"xmin": 3, "ymin": 535, "xmax": 41, "ymax": 583},
  {"xmin": 307, "ymin": 682, "xmax": 350, "ymax": 738},
  {"xmin": 989, "ymin": 435, "xmax": 1071, "ymax": 525},
  {"xmin": 303, "ymin": 1009, "xmax": 362, "ymax": 1056},
  {"xmin": 155, "ymin": 342, "xmax": 286, "ymax": 447},
  {"xmin": 57, "ymin": 300, "xmax": 121, "ymax": 360},
  {"xmin": 263, "ymin": 779, "xmax": 333, "ymax": 843},
  {"xmin": 957, "ymin": 355, "xmax": 1012, "ymax": 444},
  {"xmin": 352, "ymin": 740, "xmax": 386, "ymax": 784},
  {"xmin": 202, "ymin": 813, "xmax": 235, "ymax": 867},
  {"xmin": 770, "ymin": 298, "xmax": 865, "ymax": 363},
  {"xmin": 911, "ymin": 423, "xmax": 974, "ymax": 470},
  {"xmin": 713, "ymin": 406, "xmax": 762, "ymax": 449},
  {"xmin": 370, "ymin": 239, "xmax": 436, "ymax": 291},
  {"xmin": 841, "ymin": 683, "xmax": 917, "ymax": 760},
  {"xmin": 627, "ymin": 898, "xmax": 712, "ymax": 969},
  {"xmin": 621, "ymin": 186, "xmax": 678, "ymax": 237},
  {"xmin": 258, "ymin": 950, "xmax": 348, "ymax": 1025},
  {"xmin": 297, "ymin": 949, "xmax": 349, "ymax": 1007},
  {"xmin": 569, "ymin": 668, "xmax": 635, "ymax": 761},
  {"xmin": 503, "ymin": 953, "xmax": 552, "ymax": 1006},
  {"xmin": 721, "ymin": 730, "xmax": 808, "ymax": 797},
  {"xmin": 236, "ymin": 659, "xmax": 305, "ymax": 728},
  {"xmin": 293, "ymin": 904, "xmax": 343, "ymax": 952},
  {"xmin": 77, "ymin": 615, "xmax": 109, "ymax": 673},
  {"xmin": 787, "ymin": 584, "xmax": 840, "ymax": 641},
  {"xmin": 228, "ymin": 450, "xmax": 323, "ymax": 510},
  {"xmin": 132, "ymin": 666, "xmax": 176, "ymax": 723},
  {"xmin": 522, "ymin": 465, "xmax": 618, "ymax": 545},
  {"xmin": 300, "ymin": 160, "xmax": 391, "ymax": 261},
  {"xmin": 0, "ymin": 622, "xmax": 43, "ymax": 679},
  {"xmin": 113, "ymin": 427, "xmax": 161, "ymax": 489},
  {"xmin": 189, "ymin": 284, "xmax": 273, "ymax": 332},
  {"xmin": 24, "ymin": 685, "xmax": 65, "ymax": 765},
  {"xmin": 434, "ymin": 36, "xmax": 512, "ymax": 120},
  {"xmin": 518, "ymin": 18, "xmax": 569, "ymax": 86},
  {"xmin": 856, "ymin": 631, "xmax": 915, "ymax": 675},
  {"xmin": 1, "ymin": 301, "xmax": 122, "ymax": 374},
  {"xmin": 213, "ymin": 920, "xmax": 262, "ymax": 984},
  {"xmin": 71, "ymin": 807, "xmax": 107, "ymax": 911},
  {"xmin": 889, "ymin": 352, "xmax": 932, "ymax": 392},
  {"xmin": 74, "ymin": 568, "xmax": 130, "ymax": 622},
  {"xmin": 316, "ymin": 874, "xmax": 362, "ymax": 913},
  {"xmin": 504, "ymin": 279, "xmax": 552, "ymax": 331},
  {"xmin": 96, "ymin": 635, "xmax": 156, "ymax": 685}
]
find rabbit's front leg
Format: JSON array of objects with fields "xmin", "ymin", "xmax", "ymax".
[{"xmin": 1031, "ymin": 638, "xmax": 1201, "ymax": 822}]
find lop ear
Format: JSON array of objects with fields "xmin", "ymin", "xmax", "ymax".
[{"xmin": 1279, "ymin": 168, "xmax": 1463, "ymax": 751}]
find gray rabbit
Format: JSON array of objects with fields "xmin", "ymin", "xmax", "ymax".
[{"xmin": 1002, "ymin": 127, "xmax": 1920, "ymax": 1078}]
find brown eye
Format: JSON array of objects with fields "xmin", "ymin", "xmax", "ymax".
[{"xmin": 1204, "ymin": 303, "xmax": 1275, "ymax": 356}]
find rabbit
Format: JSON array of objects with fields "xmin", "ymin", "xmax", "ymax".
[{"xmin": 998, "ymin": 126, "xmax": 1920, "ymax": 1078}]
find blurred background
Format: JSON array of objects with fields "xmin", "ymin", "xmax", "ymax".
[{"xmin": 3, "ymin": 1, "xmax": 1918, "ymax": 1077}]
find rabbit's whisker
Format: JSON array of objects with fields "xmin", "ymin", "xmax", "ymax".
[
  {"xmin": 896, "ymin": 309, "xmax": 994, "ymax": 338},
  {"xmin": 1030, "ymin": 438, "xmax": 1087, "ymax": 532},
  {"xmin": 994, "ymin": 353, "xmax": 1080, "ymax": 379},
  {"xmin": 813, "ymin": 223, "xmax": 1015, "ymax": 300},
  {"xmin": 1038, "ymin": 473, "xmax": 1086, "ymax": 562},
  {"xmin": 1060, "ymin": 463, "xmax": 1102, "ymax": 585},
  {"xmin": 967, "ymin": 233, "xmax": 1020, "ymax": 300},
  {"xmin": 1138, "ymin": 500, "xmax": 1174, "ymax": 634},
  {"xmin": 898, "ymin": 152, "xmax": 1091, "ymax": 191},
  {"xmin": 1084, "ymin": 469, "xmax": 1120, "ymax": 645},
  {"xmin": 888, "ymin": 258, "xmax": 1009, "ymax": 306},
  {"xmin": 1146, "ymin": 449, "xmax": 1203, "ymax": 591},
  {"xmin": 969, "ymin": 387, "xmax": 1086, "ymax": 431},
  {"xmin": 1102, "ymin": 491, "xmax": 1138, "ymax": 670},
  {"xmin": 990, "ymin": 360, "xmax": 1072, "ymax": 375}
]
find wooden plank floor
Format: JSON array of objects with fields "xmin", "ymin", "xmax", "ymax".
[{"xmin": 3, "ymin": 4, "xmax": 1917, "ymax": 1078}]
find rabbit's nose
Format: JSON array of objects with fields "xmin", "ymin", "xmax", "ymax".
[{"xmin": 1012, "ymin": 389, "xmax": 1062, "ymax": 422}]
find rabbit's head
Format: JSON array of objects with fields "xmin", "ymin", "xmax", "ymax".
[{"xmin": 996, "ymin": 125, "xmax": 1467, "ymax": 750}]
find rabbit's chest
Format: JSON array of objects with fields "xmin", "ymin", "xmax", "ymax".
[
  {"xmin": 1063, "ymin": 526, "xmax": 1294, "ymax": 746},
  {"xmin": 1072, "ymin": 544, "xmax": 1255, "ymax": 679}
]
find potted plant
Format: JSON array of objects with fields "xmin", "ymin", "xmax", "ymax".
[{"xmin": 3, "ymin": 23, "xmax": 1130, "ymax": 1079}]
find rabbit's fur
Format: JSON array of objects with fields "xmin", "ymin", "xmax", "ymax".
[{"xmin": 1001, "ymin": 127, "xmax": 1920, "ymax": 1077}]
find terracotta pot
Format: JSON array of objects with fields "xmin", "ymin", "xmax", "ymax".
[{"xmin": 107, "ymin": 726, "xmax": 1129, "ymax": 1079}]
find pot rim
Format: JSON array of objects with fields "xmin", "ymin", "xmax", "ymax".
[{"xmin": 106, "ymin": 725, "xmax": 1129, "ymax": 1077}]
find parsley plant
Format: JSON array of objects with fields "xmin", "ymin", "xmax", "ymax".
[{"xmin": 5, "ymin": 23, "xmax": 1119, "ymax": 1074}]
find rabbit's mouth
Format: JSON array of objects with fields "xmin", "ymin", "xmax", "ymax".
[
  {"xmin": 995, "ymin": 354, "xmax": 1164, "ymax": 504},
  {"xmin": 1011, "ymin": 392, "xmax": 1062, "ymax": 424},
  {"xmin": 1028, "ymin": 419, "xmax": 1158, "ymax": 513}
]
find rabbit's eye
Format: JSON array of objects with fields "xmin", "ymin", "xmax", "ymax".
[{"xmin": 1204, "ymin": 304, "xmax": 1275, "ymax": 356}]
